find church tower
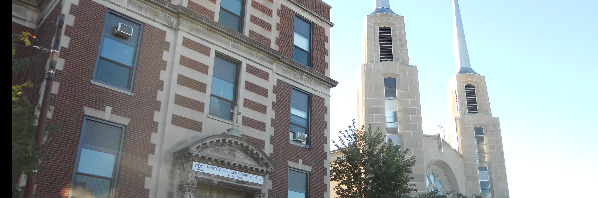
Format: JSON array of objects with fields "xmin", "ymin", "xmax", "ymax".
[
  {"xmin": 446, "ymin": 0, "xmax": 509, "ymax": 197},
  {"xmin": 356, "ymin": 0, "xmax": 427, "ymax": 193}
]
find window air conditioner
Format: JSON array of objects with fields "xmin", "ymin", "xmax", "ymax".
[
  {"xmin": 114, "ymin": 23, "xmax": 133, "ymax": 38},
  {"xmin": 291, "ymin": 131, "xmax": 307, "ymax": 143}
]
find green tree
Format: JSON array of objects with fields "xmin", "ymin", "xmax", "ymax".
[
  {"xmin": 331, "ymin": 120, "xmax": 417, "ymax": 198},
  {"xmin": 12, "ymin": 31, "xmax": 58, "ymax": 198}
]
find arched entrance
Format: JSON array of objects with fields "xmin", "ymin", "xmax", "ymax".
[{"xmin": 173, "ymin": 132, "xmax": 275, "ymax": 198}]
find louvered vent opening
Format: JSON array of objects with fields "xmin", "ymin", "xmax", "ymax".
[
  {"xmin": 379, "ymin": 27, "xmax": 393, "ymax": 62},
  {"xmin": 465, "ymin": 84, "xmax": 478, "ymax": 114}
]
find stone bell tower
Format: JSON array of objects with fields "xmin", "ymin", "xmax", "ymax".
[
  {"xmin": 446, "ymin": 0, "xmax": 509, "ymax": 197},
  {"xmin": 356, "ymin": 0, "xmax": 427, "ymax": 193}
]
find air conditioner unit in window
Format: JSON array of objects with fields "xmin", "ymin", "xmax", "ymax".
[
  {"xmin": 291, "ymin": 131, "xmax": 307, "ymax": 143},
  {"xmin": 114, "ymin": 23, "xmax": 133, "ymax": 38}
]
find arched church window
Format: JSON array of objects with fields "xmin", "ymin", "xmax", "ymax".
[{"xmin": 426, "ymin": 173, "xmax": 444, "ymax": 195}]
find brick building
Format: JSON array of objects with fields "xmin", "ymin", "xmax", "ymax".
[{"xmin": 12, "ymin": 0, "xmax": 336, "ymax": 197}]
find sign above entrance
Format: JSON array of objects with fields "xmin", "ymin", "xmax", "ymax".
[{"xmin": 192, "ymin": 162, "xmax": 264, "ymax": 184}]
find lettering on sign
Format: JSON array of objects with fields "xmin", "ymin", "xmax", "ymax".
[{"xmin": 192, "ymin": 162, "xmax": 264, "ymax": 184}]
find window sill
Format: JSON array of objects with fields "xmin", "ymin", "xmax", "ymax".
[
  {"xmin": 207, "ymin": 114, "xmax": 235, "ymax": 126},
  {"xmin": 289, "ymin": 140, "xmax": 310, "ymax": 149},
  {"xmin": 90, "ymin": 80, "xmax": 134, "ymax": 96}
]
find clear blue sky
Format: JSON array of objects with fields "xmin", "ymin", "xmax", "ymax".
[{"xmin": 324, "ymin": 0, "xmax": 598, "ymax": 197}]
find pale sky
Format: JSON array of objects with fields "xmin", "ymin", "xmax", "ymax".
[{"xmin": 324, "ymin": 0, "xmax": 598, "ymax": 197}]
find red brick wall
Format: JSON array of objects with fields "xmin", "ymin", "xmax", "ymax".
[
  {"xmin": 293, "ymin": 0, "xmax": 331, "ymax": 21},
  {"xmin": 251, "ymin": 0, "xmax": 273, "ymax": 17},
  {"xmin": 187, "ymin": 0, "xmax": 215, "ymax": 20},
  {"xmin": 33, "ymin": 0, "xmax": 168, "ymax": 197},
  {"xmin": 269, "ymin": 80, "xmax": 328, "ymax": 197}
]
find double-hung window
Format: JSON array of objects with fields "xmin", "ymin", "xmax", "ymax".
[
  {"xmin": 288, "ymin": 169, "xmax": 308, "ymax": 198},
  {"xmin": 293, "ymin": 15, "xmax": 311, "ymax": 67},
  {"xmin": 72, "ymin": 117, "xmax": 124, "ymax": 198},
  {"xmin": 219, "ymin": 0, "xmax": 243, "ymax": 32},
  {"xmin": 209, "ymin": 55, "xmax": 239, "ymax": 121},
  {"xmin": 289, "ymin": 88, "xmax": 310, "ymax": 145},
  {"xmin": 93, "ymin": 11, "xmax": 142, "ymax": 91}
]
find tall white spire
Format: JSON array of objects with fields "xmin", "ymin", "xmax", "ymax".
[
  {"xmin": 374, "ymin": 0, "xmax": 390, "ymax": 9},
  {"xmin": 452, "ymin": 0, "xmax": 476, "ymax": 74}
]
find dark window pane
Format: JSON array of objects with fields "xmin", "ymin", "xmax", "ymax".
[
  {"xmin": 220, "ymin": 0, "xmax": 242, "ymax": 15},
  {"xmin": 385, "ymin": 88, "xmax": 396, "ymax": 99},
  {"xmin": 209, "ymin": 96, "xmax": 232, "ymax": 120},
  {"xmin": 384, "ymin": 77, "xmax": 396, "ymax": 88},
  {"xmin": 73, "ymin": 174, "xmax": 112, "ymax": 198},
  {"xmin": 82, "ymin": 120, "xmax": 123, "ymax": 151},
  {"xmin": 77, "ymin": 148, "xmax": 116, "ymax": 178},
  {"xmin": 95, "ymin": 58, "xmax": 131, "ymax": 89},
  {"xmin": 294, "ymin": 16, "xmax": 310, "ymax": 38},
  {"xmin": 219, "ymin": 10, "xmax": 241, "ymax": 32},
  {"xmin": 291, "ymin": 89, "xmax": 309, "ymax": 111},
  {"xmin": 100, "ymin": 37, "xmax": 135, "ymax": 67},
  {"xmin": 475, "ymin": 135, "xmax": 485, "ymax": 145},
  {"xmin": 474, "ymin": 127, "xmax": 484, "ymax": 135},
  {"xmin": 213, "ymin": 56, "xmax": 238, "ymax": 83},
  {"xmin": 386, "ymin": 126, "xmax": 398, "ymax": 134},
  {"xmin": 288, "ymin": 169, "xmax": 307, "ymax": 193},
  {"xmin": 293, "ymin": 46, "xmax": 310, "ymax": 67}
]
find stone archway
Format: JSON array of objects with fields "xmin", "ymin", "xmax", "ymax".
[
  {"xmin": 173, "ymin": 132, "xmax": 275, "ymax": 198},
  {"xmin": 425, "ymin": 160, "xmax": 460, "ymax": 195}
]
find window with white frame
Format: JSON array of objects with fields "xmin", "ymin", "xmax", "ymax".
[
  {"xmin": 219, "ymin": 0, "xmax": 244, "ymax": 32},
  {"xmin": 293, "ymin": 15, "xmax": 311, "ymax": 67},
  {"xmin": 72, "ymin": 117, "xmax": 124, "ymax": 198},
  {"xmin": 93, "ymin": 11, "xmax": 142, "ymax": 91}
]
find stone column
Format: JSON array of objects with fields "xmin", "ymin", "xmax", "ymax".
[{"xmin": 177, "ymin": 171, "xmax": 197, "ymax": 198}]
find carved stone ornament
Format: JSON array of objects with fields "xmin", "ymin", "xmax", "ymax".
[{"xmin": 177, "ymin": 171, "xmax": 198, "ymax": 193}]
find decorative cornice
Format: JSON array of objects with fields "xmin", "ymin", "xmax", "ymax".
[
  {"xmin": 287, "ymin": 0, "xmax": 334, "ymax": 27},
  {"xmin": 174, "ymin": 133, "xmax": 276, "ymax": 175}
]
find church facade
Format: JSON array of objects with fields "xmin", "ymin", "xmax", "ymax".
[
  {"xmin": 337, "ymin": 0, "xmax": 510, "ymax": 197},
  {"xmin": 12, "ymin": 0, "xmax": 336, "ymax": 197}
]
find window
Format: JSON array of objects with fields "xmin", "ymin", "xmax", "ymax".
[
  {"xmin": 384, "ymin": 77, "xmax": 396, "ymax": 99},
  {"xmin": 293, "ymin": 15, "xmax": 311, "ymax": 67},
  {"xmin": 426, "ymin": 173, "xmax": 444, "ymax": 195},
  {"xmin": 385, "ymin": 110, "xmax": 398, "ymax": 134},
  {"xmin": 72, "ymin": 117, "xmax": 124, "ymax": 198},
  {"xmin": 386, "ymin": 134, "xmax": 400, "ymax": 146},
  {"xmin": 465, "ymin": 84, "xmax": 478, "ymax": 114},
  {"xmin": 209, "ymin": 55, "xmax": 239, "ymax": 121},
  {"xmin": 288, "ymin": 169, "xmax": 308, "ymax": 198},
  {"xmin": 474, "ymin": 127, "xmax": 491, "ymax": 197},
  {"xmin": 289, "ymin": 88, "xmax": 310, "ymax": 145},
  {"xmin": 379, "ymin": 27, "xmax": 393, "ymax": 62},
  {"xmin": 219, "ymin": 0, "xmax": 243, "ymax": 32},
  {"xmin": 93, "ymin": 11, "xmax": 142, "ymax": 91}
]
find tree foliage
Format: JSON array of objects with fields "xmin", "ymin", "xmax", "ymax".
[
  {"xmin": 331, "ymin": 120, "xmax": 417, "ymax": 198},
  {"xmin": 12, "ymin": 31, "xmax": 58, "ymax": 198}
]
